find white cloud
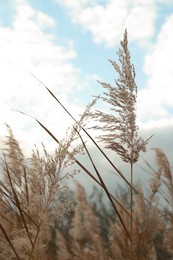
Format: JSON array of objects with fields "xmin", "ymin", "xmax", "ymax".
[
  {"xmin": 55, "ymin": 0, "xmax": 173, "ymax": 130},
  {"xmin": 0, "ymin": 0, "xmax": 85, "ymax": 147},
  {"xmin": 56, "ymin": 0, "xmax": 157, "ymax": 47},
  {"xmin": 13, "ymin": 2, "xmax": 56, "ymax": 31},
  {"xmin": 137, "ymin": 14, "xmax": 173, "ymax": 127},
  {"xmin": 158, "ymin": 0, "xmax": 173, "ymax": 5}
]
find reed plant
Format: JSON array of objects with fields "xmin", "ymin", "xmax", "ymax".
[
  {"xmin": 30, "ymin": 30, "xmax": 151, "ymax": 258},
  {"xmin": 83, "ymin": 29, "xmax": 152, "ymax": 258},
  {"xmin": 0, "ymin": 30, "xmax": 172, "ymax": 259}
]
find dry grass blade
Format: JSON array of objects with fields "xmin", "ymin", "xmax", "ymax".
[
  {"xmin": 16, "ymin": 110, "xmax": 61, "ymax": 146},
  {"xmin": 23, "ymin": 166, "xmax": 30, "ymax": 205}
]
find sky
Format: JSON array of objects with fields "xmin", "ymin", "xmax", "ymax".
[{"xmin": 0, "ymin": 0, "xmax": 173, "ymax": 190}]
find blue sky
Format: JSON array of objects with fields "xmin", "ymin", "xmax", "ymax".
[{"xmin": 0, "ymin": 0, "xmax": 173, "ymax": 170}]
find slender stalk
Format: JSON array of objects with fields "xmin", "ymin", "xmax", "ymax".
[
  {"xmin": 24, "ymin": 167, "xmax": 30, "ymax": 206},
  {"xmin": 130, "ymin": 162, "xmax": 134, "ymax": 260}
]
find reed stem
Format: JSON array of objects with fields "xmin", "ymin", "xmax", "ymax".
[{"xmin": 130, "ymin": 162, "xmax": 134, "ymax": 260}]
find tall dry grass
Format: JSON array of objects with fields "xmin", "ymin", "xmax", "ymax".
[
  {"xmin": 0, "ymin": 125, "xmax": 81, "ymax": 259},
  {"xmin": 0, "ymin": 30, "xmax": 172, "ymax": 259},
  {"xmin": 0, "ymin": 128, "xmax": 173, "ymax": 259},
  {"xmin": 84, "ymin": 29, "xmax": 152, "ymax": 258},
  {"xmin": 30, "ymin": 30, "xmax": 151, "ymax": 258}
]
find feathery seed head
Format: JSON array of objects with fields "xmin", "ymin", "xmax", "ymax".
[{"xmin": 89, "ymin": 30, "xmax": 151, "ymax": 163}]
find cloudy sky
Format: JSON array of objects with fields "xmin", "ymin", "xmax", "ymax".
[{"xmin": 0, "ymin": 0, "xmax": 173, "ymax": 189}]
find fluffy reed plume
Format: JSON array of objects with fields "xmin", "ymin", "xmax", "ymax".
[
  {"xmin": 0, "ymin": 125, "xmax": 80, "ymax": 259},
  {"xmin": 88, "ymin": 30, "xmax": 150, "ymax": 164}
]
